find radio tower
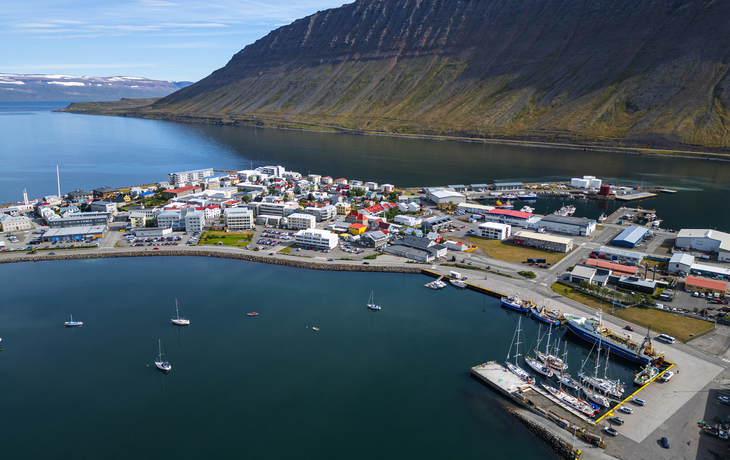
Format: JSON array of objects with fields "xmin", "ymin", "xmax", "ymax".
[{"xmin": 56, "ymin": 165, "xmax": 61, "ymax": 197}]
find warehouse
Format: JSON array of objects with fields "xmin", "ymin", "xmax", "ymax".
[
  {"xmin": 598, "ymin": 246, "xmax": 643, "ymax": 265},
  {"xmin": 512, "ymin": 232, "xmax": 573, "ymax": 253},
  {"xmin": 425, "ymin": 188, "xmax": 466, "ymax": 204},
  {"xmin": 685, "ymin": 276, "xmax": 727, "ymax": 296},
  {"xmin": 668, "ymin": 253, "xmax": 694, "ymax": 274},
  {"xmin": 483, "ymin": 209, "xmax": 538, "ymax": 228},
  {"xmin": 612, "ymin": 226, "xmax": 651, "ymax": 248},
  {"xmin": 675, "ymin": 229, "xmax": 730, "ymax": 262},
  {"xmin": 584, "ymin": 259, "xmax": 639, "ymax": 276},
  {"xmin": 41, "ymin": 225, "xmax": 107, "ymax": 242},
  {"xmin": 537, "ymin": 215, "xmax": 597, "ymax": 236}
]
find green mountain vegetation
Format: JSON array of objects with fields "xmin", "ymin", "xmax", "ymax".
[{"xmin": 63, "ymin": 0, "xmax": 730, "ymax": 152}]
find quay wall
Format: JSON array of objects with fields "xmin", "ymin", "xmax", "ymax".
[
  {"xmin": 507, "ymin": 409, "xmax": 578, "ymax": 460},
  {"xmin": 0, "ymin": 250, "xmax": 423, "ymax": 274}
]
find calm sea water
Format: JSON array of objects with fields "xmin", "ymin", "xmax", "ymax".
[
  {"xmin": 1, "ymin": 101, "xmax": 729, "ymax": 230},
  {"xmin": 0, "ymin": 257, "xmax": 596, "ymax": 460}
]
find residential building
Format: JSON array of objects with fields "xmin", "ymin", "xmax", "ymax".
[
  {"xmin": 295, "ymin": 229, "xmax": 338, "ymax": 250},
  {"xmin": 163, "ymin": 185, "xmax": 203, "ymax": 199},
  {"xmin": 184, "ymin": 209, "xmax": 206, "ymax": 232},
  {"xmin": 287, "ymin": 213, "xmax": 316, "ymax": 230},
  {"xmin": 513, "ymin": 232, "xmax": 574, "ymax": 253},
  {"xmin": 92, "ymin": 187, "xmax": 117, "ymax": 200},
  {"xmin": 0, "ymin": 206, "xmax": 20, "ymax": 217},
  {"xmin": 362, "ymin": 230, "xmax": 388, "ymax": 250},
  {"xmin": 129, "ymin": 212, "xmax": 150, "ymax": 228},
  {"xmin": 1, "ymin": 215, "xmax": 33, "ymax": 232},
  {"xmin": 380, "ymin": 184, "xmax": 394, "ymax": 193},
  {"xmin": 394, "ymin": 215, "xmax": 422, "ymax": 227},
  {"xmin": 258, "ymin": 165, "xmax": 285, "ymax": 178},
  {"xmin": 224, "ymin": 208, "xmax": 254, "ymax": 231},
  {"xmin": 349, "ymin": 223, "xmax": 368, "ymax": 235},
  {"xmin": 304, "ymin": 205, "xmax": 337, "ymax": 222},
  {"xmin": 256, "ymin": 201, "xmax": 299, "ymax": 217},
  {"xmin": 335, "ymin": 202, "xmax": 351, "ymax": 215},
  {"xmin": 168, "ymin": 168, "xmax": 214, "ymax": 186},
  {"xmin": 345, "ymin": 211, "xmax": 368, "ymax": 225},
  {"xmin": 89, "ymin": 201, "xmax": 117, "ymax": 214},
  {"xmin": 422, "ymin": 216, "xmax": 453, "ymax": 233},
  {"xmin": 67, "ymin": 190, "xmax": 93, "ymax": 202},
  {"xmin": 478, "ymin": 222, "xmax": 511, "ymax": 240}
]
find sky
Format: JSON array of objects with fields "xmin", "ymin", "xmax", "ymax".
[{"xmin": 1, "ymin": 0, "xmax": 350, "ymax": 82}]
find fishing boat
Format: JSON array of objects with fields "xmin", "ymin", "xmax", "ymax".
[
  {"xmin": 531, "ymin": 302, "xmax": 562, "ymax": 327},
  {"xmin": 247, "ymin": 312, "xmax": 259, "ymax": 317},
  {"xmin": 154, "ymin": 340, "xmax": 171, "ymax": 372},
  {"xmin": 535, "ymin": 326, "xmax": 568, "ymax": 372},
  {"xmin": 525, "ymin": 355, "xmax": 554, "ymax": 377},
  {"xmin": 171, "ymin": 298, "xmax": 190, "ymax": 326},
  {"xmin": 64, "ymin": 314, "xmax": 83, "ymax": 327},
  {"xmin": 634, "ymin": 365, "xmax": 660, "ymax": 386},
  {"xmin": 501, "ymin": 294, "xmax": 533, "ymax": 313},
  {"xmin": 367, "ymin": 291, "xmax": 381, "ymax": 311},
  {"xmin": 519, "ymin": 193, "xmax": 540, "ymax": 200},
  {"xmin": 598, "ymin": 213, "xmax": 607, "ymax": 223},
  {"xmin": 495, "ymin": 200, "xmax": 514, "ymax": 209},
  {"xmin": 450, "ymin": 279, "xmax": 467, "ymax": 289},
  {"xmin": 542, "ymin": 383, "xmax": 596, "ymax": 417},
  {"xmin": 506, "ymin": 318, "xmax": 533, "ymax": 383},
  {"xmin": 564, "ymin": 310, "xmax": 662, "ymax": 365},
  {"xmin": 503, "ymin": 193, "xmax": 519, "ymax": 200},
  {"xmin": 520, "ymin": 205, "xmax": 535, "ymax": 213}
]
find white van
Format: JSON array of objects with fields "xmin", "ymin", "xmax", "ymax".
[{"xmin": 656, "ymin": 334, "xmax": 675, "ymax": 344}]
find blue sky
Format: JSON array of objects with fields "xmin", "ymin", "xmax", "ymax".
[{"xmin": 1, "ymin": 0, "xmax": 349, "ymax": 82}]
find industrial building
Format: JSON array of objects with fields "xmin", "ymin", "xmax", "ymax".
[
  {"xmin": 163, "ymin": 186, "xmax": 203, "ymax": 199},
  {"xmin": 584, "ymin": 259, "xmax": 639, "ymax": 276},
  {"xmin": 294, "ymin": 229, "xmax": 338, "ymax": 250},
  {"xmin": 668, "ymin": 253, "xmax": 694, "ymax": 274},
  {"xmin": 89, "ymin": 201, "xmax": 117, "ymax": 213},
  {"xmin": 483, "ymin": 209, "xmax": 538, "ymax": 228},
  {"xmin": 132, "ymin": 227, "xmax": 173, "ymax": 237},
  {"xmin": 597, "ymin": 246, "xmax": 643, "ymax": 265},
  {"xmin": 493, "ymin": 182, "xmax": 523, "ymax": 191},
  {"xmin": 512, "ymin": 232, "xmax": 574, "ymax": 253},
  {"xmin": 385, "ymin": 234, "xmax": 446, "ymax": 262},
  {"xmin": 41, "ymin": 225, "xmax": 107, "ymax": 242},
  {"xmin": 457, "ymin": 203, "xmax": 495, "ymax": 214},
  {"xmin": 537, "ymin": 215, "xmax": 597, "ymax": 236},
  {"xmin": 612, "ymin": 226, "xmax": 651, "ymax": 248},
  {"xmin": 570, "ymin": 175, "xmax": 602, "ymax": 189},
  {"xmin": 478, "ymin": 222, "xmax": 511, "ymax": 240},
  {"xmin": 675, "ymin": 229, "xmax": 730, "ymax": 262},
  {"xmin": 46, "ymin": 213, "xmax": 109, "ymax": 228},
  {"xmin": 685, "ymin": 276, "xmax": 727, "ymax": 296},
  {"xmin": 616, "ymin": 276, "xmax": 657, "ymax": 294},
  {"xmin": 425, "ymin": 188, "xmax": 466, "ymax": 205}
]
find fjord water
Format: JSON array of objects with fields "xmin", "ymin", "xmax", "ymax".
[
  {"xmin": 0, "ymin": 257, "xmax": 585, "ymax": 460},
  {"xmin": 1, "ymin": 101, "xmax": 730, "ymax": 231}
]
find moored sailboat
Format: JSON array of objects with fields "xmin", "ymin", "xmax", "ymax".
[
  {"xmin": 154, "ymin": 339, "xmax": 171, "ymax": 372},
  {"xmin": 506, "ymin": 318, "xmax": 533, "ymax": 383},
  {"xmin": 171, "ymin": 298, "xmax": 190, "ymax": 326},
  {"xmin": 367, "ymin": 291, "xmax": 381, "ymax": 311},
  {"xmin": 64, "ymin": 314, "xmax": 83, "ymax": 327}
]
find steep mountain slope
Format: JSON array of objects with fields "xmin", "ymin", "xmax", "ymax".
[
  {"xmin": 139, "ymin": 0, "xmax": 730, "ymax": 150},
  {"xmin": 0, "ymin": 74, "xmax": 192, "ymax": 101}
]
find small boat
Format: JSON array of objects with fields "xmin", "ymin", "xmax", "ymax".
[
  {"xmin": 581, "ymin": 385, "xmax": 611, "ymax": 408},
  {"xmin": 450, "ymin": 279, "xmax": 467, "ymax": 289},
  {"xmin": 531, "ymin": 303, "xmax": 562, "ymax": 327},
  {"xmin": 520, "ymin": 205, "xmax": 535, "ymax": 213},
  {"xmin": 247, "ymin": 312, "xmax": 259, "ymax": 317},
  {"xmin": 171, "ymin": 298, "xmax": 190, "ymax": 326},
  {"xmin": 312, "ymin": 327, "xmax": 320, "ymax": 331},
  {"xmin": 542, "ymin": 383, "xmax": 596, "ymax": 417},
  {"xmin": 506, "ymin": 318, "xmax": 533, "ymax": 383},
  {"xmin": 154, "ymin": 340, "xmax": 171, "ymax": 372},
  {"xmin": 503, "ymin": 193, "xmax": 519, "ymax": 200},
  {"xmin": 64, "ymin": 314, "xmax": 83, "ymax": 327},
  {"xmin": 495, "ymin": 200, "xmax": 514, "ymax": 209},
  {"xmin": 367, "ymin": 290, "xmax": 381, "ymax": 311},
  {"xmin": 519, "ymin": 193, "xmax": 540, "ymax": 200},
  {"xmin": 525, "ymin": 355, "xmax": 554, "ymax": 377},
  {"xmin": 634, "ymin": 365, "xmax": 660, "ymax": 386}
]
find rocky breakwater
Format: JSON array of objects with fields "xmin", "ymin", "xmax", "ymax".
[
  {"xmin": 0, "ymin": 249, "xmax": 423, "ymax": 274},
  {"xmin": 507, "ymin": 409, "xmax": 578, "ymax": 460}
]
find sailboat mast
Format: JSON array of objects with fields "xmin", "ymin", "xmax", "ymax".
[{"xmin": 514, "ymin": 318, "xmax": 522, "ymax": 366}]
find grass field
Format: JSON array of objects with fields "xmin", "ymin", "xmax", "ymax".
[
  {"xmin": 468, "ymin": 236, "xmax": 567, "ymax": 264},
  {"xmin": 200, "ymin": 231, "xmax": 253, "ymax": 247},
  {"xmin": 550, "ymin": 282, "xmax": 713, "ymax": 342}
]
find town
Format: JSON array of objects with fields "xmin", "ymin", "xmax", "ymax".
[{"xmin": 2, "ymin": 165, "xmax": 730, "ymax": 459}]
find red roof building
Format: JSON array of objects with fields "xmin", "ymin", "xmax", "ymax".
[
  {"xmin": 685, "ymin": 276, "xmax": 727, "ymax": 294},
  {"xmin": 163, "ymin": 185, "xmax": 202, "ymax": 198},
  {"xmin": 486, "ymin": 209, "xmax": 533, "ymax": 219},
  {"xmin": 584, "ymin": 259, "xmax": 639, "ymax": 276}
]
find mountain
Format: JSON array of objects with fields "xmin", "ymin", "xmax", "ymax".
[
  {"xmin": 0, "ymin": 74, "xmax": 193, "ymax": 101},
  {"xmin": 65, "ymin": 0, "xmax": 730, "ymax": 152}
]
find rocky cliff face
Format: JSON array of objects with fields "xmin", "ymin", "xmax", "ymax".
[{"xmin": 147, "ymin": 0, "xmax": 730, "ymax": 150}]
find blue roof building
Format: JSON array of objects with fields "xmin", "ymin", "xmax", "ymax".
[{"xmin": 612, "ymin": 226, "xmax": 650, "ymax": 248}]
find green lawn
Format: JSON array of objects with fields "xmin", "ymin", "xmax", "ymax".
[
  {"xmin": 200, "ymin": 231, "xmax": 253, "ymax": 247},
  {"xmin": 468, "ymin": 236, "xmax": 567, "ymax": 264}
]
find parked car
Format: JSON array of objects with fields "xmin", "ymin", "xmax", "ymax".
[
  {"xmin": 625, "ymin": 325, "xmax": 634, "ymax": 331},
  {"xmin": 631, "ymin": 398, "xmax": 646, "ymax": 406},
  {"xmin": 660, "ymin": 371, "xmax": 674, "ymax": 382},
  {"xmin": 661, "ymin": 436, "xmax": 670, "ymax": 448},
  {"xmin": 610, "ymin": 416, "xmax": 625, "ymax": 425},
  {"xmin": 618, "ymin": 406, "xmax": 633, "ymax": 414},
  {"xmin": 603, "ymin": 427, "xmax": 618, "ymax": 437}
]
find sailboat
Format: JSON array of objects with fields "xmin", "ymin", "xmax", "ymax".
[
  {"xmin": 580, "ymin": 340, "xmax": 625, "ymax": 399},
  {"xmin": 64, "ymin": 314, "xmax": 83, "ymax": 327},
  {"xmin": 555, "ymin": 342, "xmax": 580, "ymax": 390},
  {"xmin": 506, "ymin": 318, "xmax": 533, "ymax": 383},
  {"xmin": 536, "ymin": 326, "xmax": 567, "ymax": 372},
  {"xmin": 367, "ymin": 291, "xmax": 381, "ymax": 311},
  {"xmin": 154, "ymin": 340, "xmax": 171, "ymax": 372},
  {"xmin": 171, "ymin": 298, "xmax": 190, "ymax": 326}
]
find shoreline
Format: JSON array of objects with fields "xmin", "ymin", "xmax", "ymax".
[{"xmin": 57, "ymin": 106, "xmax": 730, "ymax": 162}]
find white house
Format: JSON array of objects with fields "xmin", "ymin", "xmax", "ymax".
[
  {"xmin": 478, "ymin": 222, "xmax": 511, "ymax": 240},
  {"xmin": 287, "ymin": 213, "xmax": 316, "ymax": 230},
  {"xmin": 184, "ymin": 209, "xmax": 206, "ymax": 232},
  {"xmin": 295, "ymin": 229, "xmax": 338, "ymax": 250},
  {"xmin": 225, "ymin": 208, "xmax": 254, "ymax": 231}
]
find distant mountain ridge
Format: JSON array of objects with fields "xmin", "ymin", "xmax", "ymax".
[
  {"xmin": 0, "ymin": 74, "xmax": 192, "ymax": 101},
  {"xmin": 70, "ymin": 0, "xmax": 730, "ymax": 151}
]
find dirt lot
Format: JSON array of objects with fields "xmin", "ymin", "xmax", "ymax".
[{"xmin": 468, "ymin": 236, "xmax": 567, "ymax": 264}]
